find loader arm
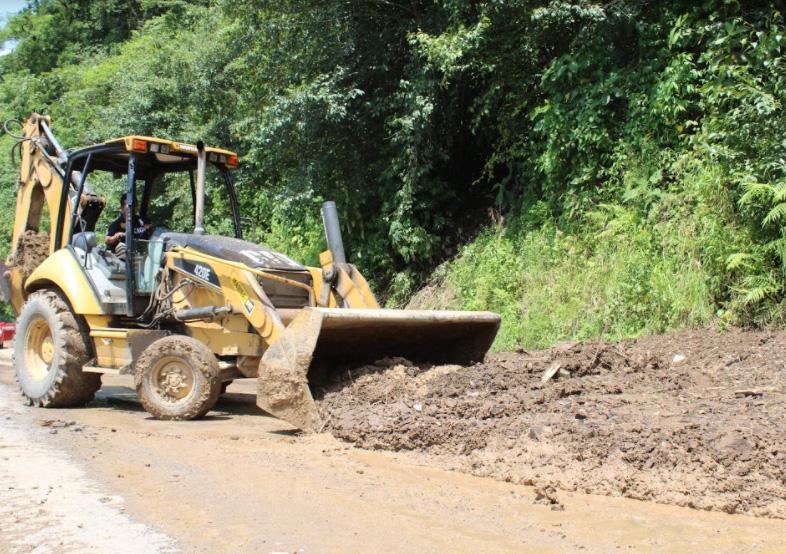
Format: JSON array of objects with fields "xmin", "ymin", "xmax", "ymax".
[{"xmin": 163, "ymin": 243, "xmax": 500, "ymax": 432}]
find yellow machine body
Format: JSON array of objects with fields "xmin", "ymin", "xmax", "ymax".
[{"xmin": 1, "ymin": 114, "xmax": 500, "ymax": 431}]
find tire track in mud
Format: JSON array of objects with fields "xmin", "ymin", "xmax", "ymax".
[{"xmin": 317, "ymin": 328, "xmax": 786, "ymax": 519}]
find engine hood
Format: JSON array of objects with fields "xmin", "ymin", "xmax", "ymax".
[{"xmin": 160, "ymin": 232, "xmax": 307, "ymax": 272}]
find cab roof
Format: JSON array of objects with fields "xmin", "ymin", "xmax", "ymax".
[
  {"xmin": 104, "ymin": 136, "xmax": 237, "ymax": 159},
  {"xmin": 67, "ymin": 136, "xmax": 239, "ymax": 179}
]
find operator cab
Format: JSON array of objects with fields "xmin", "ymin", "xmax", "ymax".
[{"xmin": 62, "ymin": 135, "xmax": 242, "ymax": 317}]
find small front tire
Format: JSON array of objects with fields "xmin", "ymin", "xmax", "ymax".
[{"xmin": 134, "ymin": 335, "xmax": 221, "ymax": 420}]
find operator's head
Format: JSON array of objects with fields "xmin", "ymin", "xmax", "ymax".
[{"xmin": 119, "ymin": 193, "xmax": 128, "ymax": 217}]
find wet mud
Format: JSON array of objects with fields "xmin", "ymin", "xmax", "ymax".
[
  {"xmin": 11, "ymin": 230, "xmax": 50, "ymax": 284},
  {"xmin": 318, "ymin": 329, "xmax": 786, "ymax": 518}
]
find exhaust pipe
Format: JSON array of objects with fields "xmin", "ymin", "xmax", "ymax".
[
  {"xmin": 194, "ymin": 141, "xmax": 206, "ymax": 235},
  {"xmin": 321, "ymin": 201, "xmax": 346, "ymax": 264}
]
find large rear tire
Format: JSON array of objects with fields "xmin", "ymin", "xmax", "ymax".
[
  {"xmin": 134, "ymin": 335, "xmax": 221, "ymax": 420},
  {"xmin": 14, "ymin": 290, "xmax": 101, "ymax": 407}
]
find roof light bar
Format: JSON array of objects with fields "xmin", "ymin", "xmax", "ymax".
[{"xmin": 131, "ymin": 139, "xmax": 148, "ymax": 153}]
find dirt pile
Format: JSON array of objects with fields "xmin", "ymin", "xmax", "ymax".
[
  {"xmin": 11, "ymin": 230, "xmax": 50, "ymax": 284},
  {"xmin": 317, "ymin": 329, "xmax": 786, "ymax": 518}
]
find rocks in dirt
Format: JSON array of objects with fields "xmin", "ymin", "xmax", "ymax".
[
  {"xmin": 317, "ymin": 328, "xmax": 786, "ymax": 519},
  {"xmin": 533, "ymin": 485, "xmax": 564, "ymax": 511},
  {"xmin": 541, "ymin": 362, "xmax": 575, "ymax": 383},
  {"xmin": 541, "ymin": 362, "xmax": 562, "ymax": 383},
  {"xmin": 38, "ymin": 419, "xmax": 87, "ymax": 435},
  {"xmin": 734, "ymin": 386, "xmax": 782, "ymax": 397},
  {"xmin": 38, "ymin": 419, "xmax": 76, "ymax": 429},
  {"xmin": 528, "ymin": 426, "xmax": 548, "ymax": 441}
]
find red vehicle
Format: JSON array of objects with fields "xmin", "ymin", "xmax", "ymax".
[{"xmin": 0, "ymin": 322, "xmax": 15, "ymax": 348}]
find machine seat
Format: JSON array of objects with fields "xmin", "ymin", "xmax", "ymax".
[{"xmin": 72, "ymin": 232, "xmax": 97, "ymax": 253}]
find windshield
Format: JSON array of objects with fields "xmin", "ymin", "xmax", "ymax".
[{"xmin": 144, "ymin": 166, "xmax": 239, "ymax": 236}]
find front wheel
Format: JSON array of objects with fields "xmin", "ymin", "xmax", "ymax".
[
  {"xmin": 134, "ymin": 335, "xmax": 221, "ymax": 420},
  {"xmin": 14, "ymin": 290, "xmax": 101, "ymax": 407}
]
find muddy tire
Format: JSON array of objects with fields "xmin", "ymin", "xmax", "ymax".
[
  {"xmin": 134, "ymin": 335, "xmax": 221, "ymax": 420},
  {"xmin": 14, "ymin": 289, "xmax": 101, "ymax": 407}
]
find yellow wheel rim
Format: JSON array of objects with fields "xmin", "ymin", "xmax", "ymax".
[
  {"xmin": 24, "ymin": 317, "xmax": 54, "ymax": 382},
  {"xmin": 151, "ymin": 357, "xmax": 195, "ymax": 403}
]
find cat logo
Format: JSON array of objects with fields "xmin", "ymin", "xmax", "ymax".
[{"xmin": 240, "ymin": 249, "xmax": 302, "ymax": 270}]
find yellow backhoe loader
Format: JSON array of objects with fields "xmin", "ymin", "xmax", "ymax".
[{"xmin": 0, "ymin": 113, "xmax": 500, "ymax": 431}]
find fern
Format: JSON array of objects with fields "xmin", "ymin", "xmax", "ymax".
[
  {"xmin": 738, "ymin": 182, "xmax": 774, "ymax": 207},
  {"xmin": 763, "ymin": 202, "xmax": 786, "ymax": 225},
  {"xmin": 771, "ymin": 181, "xmax": 786, "ymax": 202},
  {"xmin": 726, "ymin": 252, "xmax": 755, "ymax": 271},
  {"xmin": 737, "ymin": 274, "xmax": 780, "ymax": 306}
]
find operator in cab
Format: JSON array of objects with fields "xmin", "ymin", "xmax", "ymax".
[{"xmin": 106, "ymin": 193, "xmax": 153, "ymax": 257}]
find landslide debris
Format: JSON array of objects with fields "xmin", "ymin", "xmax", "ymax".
[
  {"xmin": 317, "ymin": 329, "xmax": 786, "ymax": 518},
  {"xmin": 11, "ymin": 230, "xmax": 50, "ymax": 284}
]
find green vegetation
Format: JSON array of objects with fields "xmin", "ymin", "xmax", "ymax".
[{"xmin": 1, "ymin": 1, "xmax": 785, "ymax": 346}]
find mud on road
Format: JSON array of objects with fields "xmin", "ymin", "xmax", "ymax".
[
  {"xmin": 318, "ymin": 328, "xmax": 786, "ymax": 519},
  {"xmin": 2, "ymin": 338, "xmax": 786, "ymax": 552}
]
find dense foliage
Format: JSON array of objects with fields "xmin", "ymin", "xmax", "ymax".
[{"xmin": 1, "ymin": 1, "xmax": 785, "ymax": 348}]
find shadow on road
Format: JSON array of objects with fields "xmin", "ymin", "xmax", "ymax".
[{"xmin": 91, "ymin": 385, "xmax": 270, "ymax": 419}]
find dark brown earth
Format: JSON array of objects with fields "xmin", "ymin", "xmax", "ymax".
[
  {"xmin": 317, "ymin": 328, "xmax": 786, "ymax": 518},
  {"xmin": 11, "ymin": 230, "xmax": 49, "ymax": 283}
]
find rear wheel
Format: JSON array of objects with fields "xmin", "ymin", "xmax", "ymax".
[
  {"xmin": 134, "ymin": 335, "xmax": 221, "ymax": 420},
  {"xmin": 14, "ymin": 290, "xmax": 101, "ymax": 407}
]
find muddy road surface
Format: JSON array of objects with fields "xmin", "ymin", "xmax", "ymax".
[{"xmin": 2, "ymin": 337, "xmax": 786, "ymax": 552}]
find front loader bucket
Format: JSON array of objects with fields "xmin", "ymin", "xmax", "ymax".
[{"xmin": 257, "ymin": 307, "xmax": 501, "ymax": 432}]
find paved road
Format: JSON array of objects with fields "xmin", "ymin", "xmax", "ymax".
[{"xmin": 1, "ymin": 348, "xmax": 785, "ymax": 553}]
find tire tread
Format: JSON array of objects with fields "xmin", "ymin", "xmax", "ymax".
[{"xmin": 14, "ymin": 289, "xmax": 101, "ymax": 408}]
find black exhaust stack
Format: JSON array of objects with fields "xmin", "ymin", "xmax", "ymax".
[{"xmin": 321, "ymin": 201, "xmax": 346, "ymax": 264}]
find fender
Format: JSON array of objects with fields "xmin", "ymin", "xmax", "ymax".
[{"xmin": 25, "ymin": 248, "xmax": 105, "ymax": 315}]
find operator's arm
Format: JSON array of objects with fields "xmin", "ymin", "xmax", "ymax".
[{"xmin": 105, "ymin": 220, "xmax": 125, "ymax": 248}]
